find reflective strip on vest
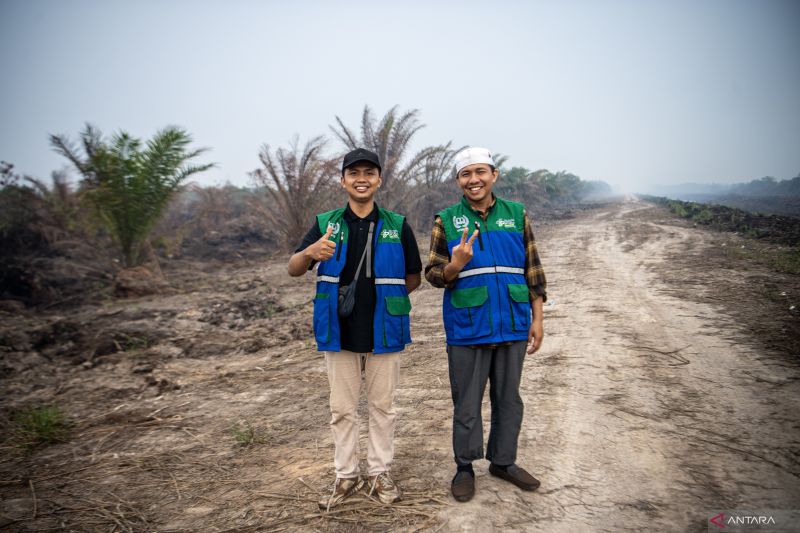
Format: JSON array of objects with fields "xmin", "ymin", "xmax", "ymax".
[
  {"xmin": 496, "ymin": 266, "xmax": 525, "ymax": 275},
  {"xmin": 317, "ymin": 275, "xmax": 340, "ymax": 283},
  {"xmin": 457, "ymin": 266, "xmax": 525, "ymax": 279},
  {"xmin": 375, "ymin": 277, "xmax": 406, "ymax": 285}
]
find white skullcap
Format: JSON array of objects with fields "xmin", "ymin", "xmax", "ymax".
[{"xmin": 453, "ymin": 147, "xmax": 495, "ymax": 175}]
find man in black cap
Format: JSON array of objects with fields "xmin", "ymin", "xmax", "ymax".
[{"xmin": 288, "ymin": 148, "xmax": 422, "ymax": 510}]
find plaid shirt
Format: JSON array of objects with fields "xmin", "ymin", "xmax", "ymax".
[{"xmin": 424, "ymin": 197, "xmax": 547, "ymax": 303}]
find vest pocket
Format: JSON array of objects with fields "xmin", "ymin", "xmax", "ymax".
[
  {"xmin": 507, "ymin": 283, "xmax": 531, "ymax": 331},
  {"xmin": 450, "ymin": 286, "xmax": 492, "ymax": 339},
  {"xmin": 383, "ymin": 295, "xmax": 412, "ymax": 347},
  {"xmin": 313, "ymin": 293, "xmax": 331, "ymax": 344}
]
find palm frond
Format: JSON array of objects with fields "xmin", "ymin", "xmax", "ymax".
[
  {"xmin": 49, "ymin": 133, "xmax": 90, "ymax": 176},
  {"xmin": 250, "ymin": 136, "xmax": 337, "ymax": 248},
  {"xmin": 51, "ymin": 124, "xmax": 213, "ymax": 266},
  {"xmin": 330, "ymin": 116, "xmax": 360, "ymax": 150}
]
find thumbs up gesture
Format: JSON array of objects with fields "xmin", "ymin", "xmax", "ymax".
[
  {"xmin": 305, "ymin": 225, "xmax": 338, "ymax": 262},
  {"xmin": 451, "ymin": 226, "xmax": 479, "ymax": 269}
]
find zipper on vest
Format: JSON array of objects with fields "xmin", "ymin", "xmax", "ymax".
[
  {"xmin": 336, "ymin": 230, "xmax": 343, "ymax": 261},
  {"xmin": 475, "ymin": 221, "xmax": 484, "ymax": 251},
  {"xmin": 484, "ymin": 215, "xmax": 504, "ymax": 336}
]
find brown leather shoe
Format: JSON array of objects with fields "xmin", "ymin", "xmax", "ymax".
[
  {"xmin": 451, "ymin": 470, "xmax": 475, "ymax": 502},
  {"xmin": 318, "ymin": 476, "xmax": 364, "ymax": 511},
  {"xmin": 488, "ymin": 464, "xmax": 540, "ymax": 491}
]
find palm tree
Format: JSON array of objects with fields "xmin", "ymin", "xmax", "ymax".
[
  {"xmin": 330, "ymin": 105, "xmax": 443, "ymax": 212},
  {"xmin": 404, "ymin": 142, "xmax": 463, "ymax": 231},
  {"xmin": 538, "ymin": 171, "xmax": 561, "ymax": 200},
  {"xmin": 50, "ymin": 124, "xmax": 213, "ymax": 267},
  {"xmin": 250, "ymin": 135, "xmax": 339, "ymax": 250}
]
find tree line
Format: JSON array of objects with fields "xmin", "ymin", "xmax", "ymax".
[
  {"xmin": 1, "ymin": 105, "xmax": 611, "ymax": 276},
  {"xmin": 728, "ymin": 175, "xmax": 800, "ymax": 197}
]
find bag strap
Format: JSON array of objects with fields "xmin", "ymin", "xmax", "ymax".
[
  {"xmin": 366, "ymin": 221, "xmax": 374, "ymax": 278},
  {"xmin": 352, "ymin": 221, "xmax": 375, "ymax": 282}
]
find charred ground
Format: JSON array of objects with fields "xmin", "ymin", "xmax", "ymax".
[{"xmin": 1, "ymin": 199, "xmax": 798, "ymax": 532}]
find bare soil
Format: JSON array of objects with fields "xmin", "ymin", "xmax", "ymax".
[{"xmin": 1, "ymin": 198, "xmax": 798, "ymax": 532}]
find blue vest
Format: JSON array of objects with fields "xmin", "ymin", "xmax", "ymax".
[
  {"xmin": 313, "ymin": 207, "xmax": 411, "ymax": 354},
  {"xmin": 437, "ymin": 197, "xmax": 530, "ymax": 346}
]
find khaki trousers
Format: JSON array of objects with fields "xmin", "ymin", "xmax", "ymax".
[{"xmin": 325, "ymin": 350, "xmax": 400, "ymax": 478}]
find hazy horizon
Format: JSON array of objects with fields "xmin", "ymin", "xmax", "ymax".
[{"xmin": 2, "ymin": 0, "xmax": 798, "ymax": 193}]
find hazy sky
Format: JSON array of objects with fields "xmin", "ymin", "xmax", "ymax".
[{"xmin": 1, "ymin": 0, "xmax": 798, "ymax": 192}]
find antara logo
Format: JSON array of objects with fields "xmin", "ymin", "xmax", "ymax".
[
  {"xmin": 710, "ymin": 513, "xmax": 726, "ymax": 528},
  {"xmin": 709, "ymin": 512, "xmax": 778, "ymax": 528},
  {"xmin": 327, "ymin": 222, "xmax": 341, "ymax": 235},
  {"xmin": 381, "ymin": 229, "xmax": 399, "ymax": 239},
  {"xmin": 453, "ymin": 215, "xmax": 469, "ymax": 231},
  {"xmin": 729, "ymin": 516, "xmax": 776, "ymax": 526},
  {"xmin": 497, "ymin": 218, "xmax": 516, "ymax": 228}
]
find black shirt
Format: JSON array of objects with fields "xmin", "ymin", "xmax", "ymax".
[{"xmin": 295, "ymin": 204, "xmax": 422, "ymax": 353}]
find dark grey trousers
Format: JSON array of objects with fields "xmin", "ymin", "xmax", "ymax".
[{"xmin": 447, "ymin": 340, "xmax": 526, "ymax": 466}]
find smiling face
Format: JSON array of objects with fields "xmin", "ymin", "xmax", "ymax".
[
  {"xmin": 456, "ymin": 163, "xmax": 498, "ymax": 206},
  {"xmin": 341, "ymin": 162, "xmax": 381, "ymax": 203}
]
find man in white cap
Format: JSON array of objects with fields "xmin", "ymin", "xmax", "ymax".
[{"xmin": 424, "ymin": 147, "xmax": 547, "ymax": 502}]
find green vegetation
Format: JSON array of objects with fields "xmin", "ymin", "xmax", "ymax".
[
  {"xmin": 13, "ymin": 405, "xmax": 72, "ymax": 449},
  {"xmin": 50, "ymin": 124, "xmax": 214, "ymax": 267},
  {"xmin": 259, "ymin": 303, "xmax": 277, "ymax": 319},
  {"xmin": 121, "ymin": 334, "xmax": 152, "ymax": 351},
  {"xmin": 764, "ymin": 249, "xmax": 800, "ymax": 276},
  {"xmin": 643, "ymin": 195, "xmax": 800, "ymax": 275},
  {"xmin": 494, "ymin": 167, "xmax": 612, "ymax": 208},
  {"xmin": 641, "ymin": 195, "xmax": 800, "ymax": 247},
  {"xmin": 231, "ymin": 420, "xmax": 265, "ymax": 447},
  {"xmin": 720, "ymin": 245, "xmax": 800, "ymax": 276}
]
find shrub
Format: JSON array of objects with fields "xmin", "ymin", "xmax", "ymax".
[{"xmin": 13, "ymin": 405, "xmax": 71, "ymax": 449}]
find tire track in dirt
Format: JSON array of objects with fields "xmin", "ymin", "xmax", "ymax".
[{"xmin": 436, "ymin": 198, "xmax": 800, "ymax": 532}]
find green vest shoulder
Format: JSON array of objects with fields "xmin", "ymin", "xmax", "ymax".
[
  {"xmin": 316, "ymin": 206, "xmax": 405, "ymax": 243},
  {"xmin": 316, "ymin": 208, "xmax": 346, "ymax": 233},
  {"xmin": 438, "ymin": 197, "xmax": 525, "ymax": 240}
]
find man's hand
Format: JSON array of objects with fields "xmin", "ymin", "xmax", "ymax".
[
  {"xmin": 527, "ymin": 319, "xmax": 543, "ymax": 354},
  {"xmin": 443, "ymin": 227, "xmax": 479, "ymax": 283},
  {"xmin": 451, "ymin": 226, "xmax": 479, "ymax": 269},
  {"xmin": 305, "ymin": 225, "xmax": 337, "ymax": 262}
]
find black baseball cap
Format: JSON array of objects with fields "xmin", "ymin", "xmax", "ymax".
[{"xmin": 342, "ymin": 148, "xmax": 381, "ymax": 174}]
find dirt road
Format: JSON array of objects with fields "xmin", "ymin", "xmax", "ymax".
[
  {"xmin": 2, "ymin": 198, "xmax": 798, "ymax": 532},
  {"xmin": 432, "ymin": 198, "xmax": 800, "ymax": 531}
]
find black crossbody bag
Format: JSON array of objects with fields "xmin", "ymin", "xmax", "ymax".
[{"xmin": 337, "ymin": 221, "xmax": 374, "ymax": 318}]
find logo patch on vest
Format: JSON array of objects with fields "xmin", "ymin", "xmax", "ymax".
[
  {"xmin": 381, "ymin": 229, "xmax": 399, "ymax": 240},
  {"xmin": 453, "ymin": 215, "xmax": 469, "ymax": 231},
  {"xmin": 327, "ymin": 222, "xmax": 341, "ymax": 235},
  {"xmin": 497, "ymin": 218, "xmax": 516, "ymax": 229}
]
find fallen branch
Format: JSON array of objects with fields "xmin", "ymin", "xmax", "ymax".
[
  {"xmin": 623, "ymin": 344, "xmax": 692, "ymax": 365},
  {"xmin": 29, "ymin": 479, "xmax": 37, "ymax": 520}
]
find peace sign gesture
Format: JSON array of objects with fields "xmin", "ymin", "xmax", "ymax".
[{"xmin": 451, "ymin": 226, "xmax": 479, "ymax": 269}]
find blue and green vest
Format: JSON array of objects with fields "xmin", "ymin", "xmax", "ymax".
[
  {"xmin": 313, "ymin": 207, "xmax": 412, "ymax": 354},
  {"xmin": 438, "ymin": 196, "xmax": 530, "ymax": 346}
]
